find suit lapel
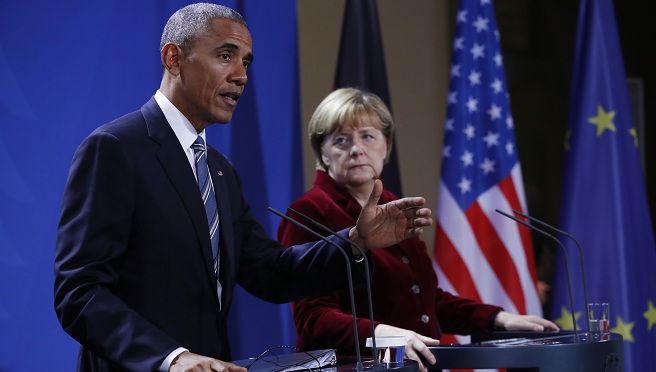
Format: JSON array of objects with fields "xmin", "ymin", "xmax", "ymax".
[{"xmin": 140, "ymin": 98, "xmax": 217, "ymax": 284}]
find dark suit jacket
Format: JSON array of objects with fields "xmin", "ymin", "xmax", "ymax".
[{"xmin": 54, "ymin": 98, "xmax": 366, "ymax": 371}]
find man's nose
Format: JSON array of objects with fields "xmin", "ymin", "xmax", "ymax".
[{"xmin": 230, "ymin": 64, "xmax": 248, "ymax": 85}]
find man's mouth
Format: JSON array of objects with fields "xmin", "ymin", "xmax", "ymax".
[{"xmin": 220, "ymin": 92, "xmax": 241, "ymax": 106}]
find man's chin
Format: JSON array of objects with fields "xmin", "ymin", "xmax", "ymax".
[{"xmin": 212, "ymin": 112, "xmax": 234, "ymax": 125}]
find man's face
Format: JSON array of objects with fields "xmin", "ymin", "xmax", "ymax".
[{"xmin": 175, "ymin": 18, "xmax": 253, "ymax": 128}]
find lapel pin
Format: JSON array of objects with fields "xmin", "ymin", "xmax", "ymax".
[{"xmin": 217, "ymin": 170, "xmax": 223, "ymax": 176}]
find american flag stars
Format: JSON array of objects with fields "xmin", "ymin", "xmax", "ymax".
[{"xmin": 442, "ymin": 1, "xmax": 518, "ymax": 206}]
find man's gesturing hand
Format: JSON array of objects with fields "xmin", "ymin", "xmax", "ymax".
[{"xmin": 349, "ymin": 180, "xmax": 432, "ymax": 251}]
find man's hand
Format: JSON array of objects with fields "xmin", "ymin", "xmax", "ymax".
[
  {"xmin": 495, "ymin": 311, "xmax": 560, "ymax": 332},
  {"xmin": 375, "ymin": 324, "xmax": 440, "ymax": 372},
  {"xmin": 349, "ymin": 180, "xmax": 432, "ymax": 251},
  {"xmin": 170, "ymin": 351, "xmax": 246, "ymax": 372}
]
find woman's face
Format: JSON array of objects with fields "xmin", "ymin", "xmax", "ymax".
[{"xmin": 320, "ymin": 114, "xmax": 388, "ymax": 190}]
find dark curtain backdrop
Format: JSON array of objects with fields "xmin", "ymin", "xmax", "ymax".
[{"xmin": 0, "ymin": 1, "xmax": 301, "ymax": 370}]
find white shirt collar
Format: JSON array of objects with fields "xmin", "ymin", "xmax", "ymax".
[{"xmin": 154, "ymin": 90, "xmax": 205, "ymax": 150}]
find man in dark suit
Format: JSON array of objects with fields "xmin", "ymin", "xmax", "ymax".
[{"xmin": 54, "ymin": 3, "xmax": 432, "ymax": 372}]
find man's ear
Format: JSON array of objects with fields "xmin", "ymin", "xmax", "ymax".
[{"xmin": 161, "ymin": 43, "xmax": 182, "ymax": 76}]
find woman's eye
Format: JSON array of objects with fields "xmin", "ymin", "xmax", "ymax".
[{"xmin": 334, "ymin": 136, "xmax": 351, "ymax": 147}]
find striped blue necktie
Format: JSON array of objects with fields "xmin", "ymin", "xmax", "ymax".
[{"xmin": 192, "ymin": 136, "xmax": 221, "ymax": 304}]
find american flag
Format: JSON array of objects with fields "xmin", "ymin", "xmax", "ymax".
[{"xmin": 433, "ymin": 0, "xmax": 542, "ymax": 342}]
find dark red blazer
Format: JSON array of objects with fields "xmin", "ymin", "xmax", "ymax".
[{"xmin": 277, "ymin": 171, "xmax": 501, "ymax": 355}]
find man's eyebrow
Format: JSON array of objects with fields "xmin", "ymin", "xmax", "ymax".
[
  {"xmin": 214, "ymin": 42, "xmax": 238, "ymax": 53},
  {"xmin": 244, "ymin": 52, "xmax": 253, "ymax": 64},
  {"xmin": 214, "ymin": 43, "xmax": 253, "ymax": 63}
]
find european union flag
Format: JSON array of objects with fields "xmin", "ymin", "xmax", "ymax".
[{"xmin": 551, "ymin": 0, "xmax": 656, "ymax": 369}]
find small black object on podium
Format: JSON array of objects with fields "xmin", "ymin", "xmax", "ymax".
[
  {"xmin": 232, "ymin": 350, "xmax": 419, "ymax": 372},
  {"xmin": 425, "ymin": 331, "xmax": 623, "ymax": 372}
]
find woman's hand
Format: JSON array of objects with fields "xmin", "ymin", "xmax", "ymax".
[
  {"xmin": 494, "ymin": 311, "xmax": 560, "ymax": 332},
  {"xmin": 374, "ymin": 324, "xmax": 440, "ymax": 372}
]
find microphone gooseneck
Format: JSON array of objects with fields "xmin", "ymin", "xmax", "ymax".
[
  {"xmin": 495, "ymin": 209, "xmax": 580, "ymax": 342},
  {"xmin": 287, "ymin": 207, "xmax": 378, "ymax": 366},
  {"xmin": 268, "ymin": 207, "xmax": 365, "ymax": 371},
  {"xmin": 510, "ymin": 209, "xmax": 590, "ymax": 332}
]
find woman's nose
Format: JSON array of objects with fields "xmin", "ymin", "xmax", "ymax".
[{"xmin": 349, "ymin": 141, "xmax": 364, "ymax": 156}]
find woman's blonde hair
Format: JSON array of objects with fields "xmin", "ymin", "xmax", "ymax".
[{"xmin": 308, "ymin": 87, "xmax": 395, "ymax": 171}]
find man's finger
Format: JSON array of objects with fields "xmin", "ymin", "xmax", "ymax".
[{"xmin": 366, "ymin": 179, "xmax": 383, "ymax": 207}]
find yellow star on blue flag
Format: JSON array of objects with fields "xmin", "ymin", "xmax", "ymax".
[
  {"xmin": 587, "ymin": 104, "xmax": 616, "ymax": 137},
  {"xmin": 644, "ymin": 300, "xmax": 656, "ymax": 331},
  {"xmin": 611, "ymin": 316, "xmax": 635, "ymax": 343},
  {"xmin": 629, "ymin": 127, "xmax": 639, "ymax": 148},
  {"xmin": 554, "ymin": 306, "xmax": 582, "ymax": 331}
]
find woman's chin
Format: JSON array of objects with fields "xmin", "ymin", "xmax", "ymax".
[{"xmin": 345, "ymin": 176, "xmax": 377, "ymax": 188}]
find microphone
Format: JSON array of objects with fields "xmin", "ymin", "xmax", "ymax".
[
  {"xmin": 286, "ymin": 207, "xmax": 378, "ymax": 366},
  {"xmin": 510, "ymin": 209, "xmax": 590, "ymax": 331},
  {"xmin": 268, "ymin": 207, "xmax": 365, "ymax": 371},
  {"xmin": 495, "ymin": 209, "xmax": 581, "ymax": 342}
]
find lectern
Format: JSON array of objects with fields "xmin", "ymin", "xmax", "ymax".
[{"xmin": 428, "ymin": 331, "xmax": 623, "ymax": 371}]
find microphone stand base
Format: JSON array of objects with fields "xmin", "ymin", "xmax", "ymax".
[{"xmin": 337, "ymin": 359, "xmax": 419, "ymax": 371}]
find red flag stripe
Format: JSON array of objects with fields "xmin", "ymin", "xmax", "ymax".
[
  {"xmin": 476, "ymin": 169, "xmax": 542, "ymax": 314},
  {"xmin": 434, "ymin": 226, "xmax": 483, "ymax": 303},
  {"xmin": 436, "ymin": 182, "xmax": 519, "ymax": 314},
  {"xmin": 498, "ymin": 171, "xmax": 539, "ymax": 283},
  {"xmin": 465, "ymin": 202, "xmax": 527, "ymax": 314}
]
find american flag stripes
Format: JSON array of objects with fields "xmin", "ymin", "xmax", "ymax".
[{"xmin": 433, "ymin": 0, "xmax": 542, "ymax": 340}]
